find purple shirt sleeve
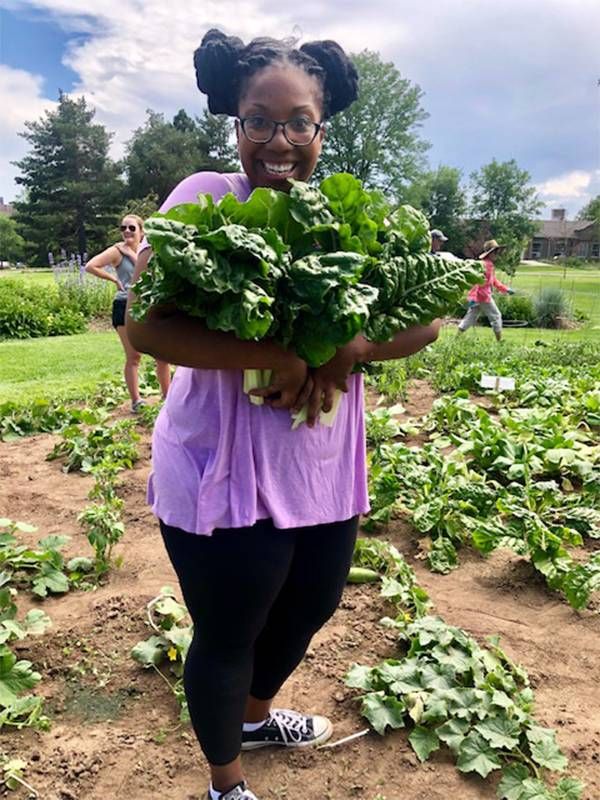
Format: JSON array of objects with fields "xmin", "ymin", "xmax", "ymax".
[{"xmin": 139, "ymin": 172, "xmax": 250, "ymax": 253}]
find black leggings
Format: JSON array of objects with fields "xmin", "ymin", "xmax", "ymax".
[{"xmin": 159, "ymin": 516, "xmax": 358, "ymax": 765}]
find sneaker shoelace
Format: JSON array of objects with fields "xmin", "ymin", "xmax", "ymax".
[
  {"xmin": 269, "ymin": 708, "xmax": 310, "ymax": 744},
  {"xmin": 221, "ymin": 783, "xmax": 257, "ymax": 800}
]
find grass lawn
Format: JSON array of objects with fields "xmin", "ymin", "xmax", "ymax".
[
  {"xmin": 1, "ymin": 324, "xmax": 598, "ymax": 406},
  {"xmin": 0, "ymin": 260, "xmax": 598, "ymax": 405},
  {"xmin": 509, "ymin": 263, "xmax": 600, "ymax": 326},
  {"xmin": 0, "ymin": 268, "xmax": 55, "ymax": 287},
  {"xmin": 0, "ymin": 331, "xmax": 124, "ymax": 403}
]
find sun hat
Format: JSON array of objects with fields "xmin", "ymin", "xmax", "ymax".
[
  {"xmin": 430, "ymin": 229, "xmax": 448, "ymax": 242},
  {"xmin": 479, "ymin": 239, "xmax": 505, "ymax": 259}
]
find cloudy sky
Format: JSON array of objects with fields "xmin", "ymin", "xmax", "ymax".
[{"xmin": 1, "ymin": 0, "xmax": 599, "ymax": 218}]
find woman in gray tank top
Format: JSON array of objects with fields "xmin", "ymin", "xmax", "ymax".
[{"xmin": 85, "ymin": 215, "xmax": 170, "ymax": 411}]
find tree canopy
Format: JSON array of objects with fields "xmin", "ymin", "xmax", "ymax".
[
  {"xmin": 12, "ymin": 93, "xmax": 123, "ymax": 264},
  {"xmin": 469, "ymin": 159, "xmax": 542, "ymax": 272},
  {"xmin": 405, "ymin": 166, "xmax": 467, "ymax": 251},
  {"xmin": 313, "ymin": 50, "xmax": 429, "ymax": 198},
  {"xmin": 123, "ymin": 109, "xmax": 238, "ymax": 203}
]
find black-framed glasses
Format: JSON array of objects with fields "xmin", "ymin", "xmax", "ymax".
[
  {"xmin": 120, "ymin": 224, "xmax": 137, "ymax": 232},
  {"xmin": 239, "ymin": 115, "xmax": 322, "ymax": 146}
]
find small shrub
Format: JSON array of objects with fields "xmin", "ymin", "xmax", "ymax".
[
  {"xmin": 533, "ymin": 287, "xmax": 574, "ymax": 328},
  {"xmin": 496, "ymin": 293, "xmax": 535, "ymax": 324},
  {"xmin": 56, "ymin": 276, "xmax": 113, "ymax": 319},
  {"xmin": 0, "ymin": 279, "xmax": 86, "ymax": 339},
  {"xmin": 559, "ymin": 256, "xmax": 586, "ymax": 269}
]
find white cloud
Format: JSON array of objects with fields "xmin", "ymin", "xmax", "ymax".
[
  {"xmin": 536, "ymin": 170, "xmax": 594, "ymax": 199},
  {"xmin": 535, "ymin": 170, "xmax": 600, "ymax": 219},
  {"xmin": 2, "ymin": 0, "xmax": 388, "ymax": 185},
  {"xmin": 0, "ymin": 64, "xmax": 57, "ymax": 202},
  {"xmin": 2, "ymin": 0, "xmax": 600, "ymax": 207}
]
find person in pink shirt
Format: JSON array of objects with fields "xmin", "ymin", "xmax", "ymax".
[
  {"xmin": 126, "ymin": 28, "xmax": 440, "ymax": 800},
  {"xmin": 458, "ymin": 239, "xmax": 514, "ymax": 341}
]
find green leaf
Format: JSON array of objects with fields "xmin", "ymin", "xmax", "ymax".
[
  {"xmin": 0, "ymin": 646, "xmax": 41, "ymax": 706},
  {"xmin": 13, "ymin": 522, "xmax": 37, "ymax": 534},
  {"xmin": 427, "ymin": 538, "xmax": 458, "ymax": 574},
  {"xmin": 31, "ymin": 567, "xmax": 70, "ymax": 597},
  {"xmin": 475, "ymin": 713, "xmax": 521, "ymax": 750},
  {"xmin": 131, "ymin": 636, "xmax": 166, "ymax": 667},
  {"xmin": 457, "ymin": 732, "xmax": 503, "ymax": 778},
  {"xmin": 345, "ymin": 664, "xmax": 377, "ymax": 691},
  {"xmin": 518, "ymin": 780, "xmax": 552, "ymax": 800},
  {"xmin": 436, "ymin": 718, "xmax": 470, "ymax": 752},
  {"xmin": 37, "ymin": 534, "xmax": 70, "ymax": 550},
  {"xmin": 552, "ymin": 778, "xmax": 584, "ymax": 800},
  {"xmin": 360, "ymin": 691, "xmax": 406, "ymax": 735},
  {"xmin": 526, "ymin": 727, "xmax": 568, "ymax": 771},
  {"xmin": 66, "ymin": 556, "xmax": 95, "ymax": 573},
  {"xmin": 408, "ymin": 726, "xmax": 440, "ymax": 762},
  {"xmin": 421, "ymin": 695, "xmax": 449, "ymax": 724},
  {"xmin": 497, "ymin": 763, "xmax": 531, "ymax": 800}
]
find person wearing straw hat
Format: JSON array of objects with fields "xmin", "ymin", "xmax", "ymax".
[
  {"xmin": 430, "ymin": 229, "xmax": 448, "ymax": 257},
  {"xmin": 457, "ymin": 239, "xmax": 514, "ymax": 341}
]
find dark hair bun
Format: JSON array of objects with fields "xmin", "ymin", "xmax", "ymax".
[
  {"xmin": 194, "ymin": 29, "xmax": 244, "ymax": 115},
  {"xmin": 300, "ymin": 40, "xmax": 359, "ymax": 116}
]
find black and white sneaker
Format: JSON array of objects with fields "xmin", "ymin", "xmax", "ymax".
[
  {"xmin": 241, "ymin": 708, "xmax": 333, "ymax": 750},
  {"xmin": 204, "ymin": 781, "xmax": 259, "ymax": 800}
]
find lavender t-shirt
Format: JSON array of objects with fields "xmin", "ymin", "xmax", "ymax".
[{"xmin": 145, "ymin": 172, "xmax": 369, "ymax": 535}]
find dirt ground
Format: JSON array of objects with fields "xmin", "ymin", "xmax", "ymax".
[{"xmin": 1, "ymin": 384, "xmax": 599, "ymax": 800}]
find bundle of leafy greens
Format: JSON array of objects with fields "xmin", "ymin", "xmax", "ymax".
[{"xmin": 131, "ymin": 173, "xmax": 483, "ymax": 425}]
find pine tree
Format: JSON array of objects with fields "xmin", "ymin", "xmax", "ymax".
[{"xmin": 12, "ymin": 93, "xmax": 123, "ymax": 265}]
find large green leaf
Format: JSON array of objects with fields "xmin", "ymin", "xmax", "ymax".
[
  {"xmin": 497, "ymin": 763, "xmax": 531, "ymax": 800},
  {"xmin": 526, "ymin": 727, "xmax": 568, "ymax": 771},
  {"xmin": 0, "ymin": 646, "xmax": 41, "ymax": 706},
  {"xmin": 456, "ymin": 732, "xmax": 503, "ymax": 778},
  {"xmin": 131, "ymin": 636, "xmax": 167, "ymax": 667},
  {"xmin": 475, "ymin": 713, "xmax": 521, "ymax": 750},
  {"xmin": 360, "ymin": 691, "xmax": 406, "ymax": 735},
  {"xmin": 408, "ymin": 725, "xmax": 440, "ymax": 762},
  {"xmin": 552, "ymin": 778, "xmax": 584, "ymax": 800},
  {"xmin": 436, "ymin": 718, "xmax": 470, "ymax": 752}
]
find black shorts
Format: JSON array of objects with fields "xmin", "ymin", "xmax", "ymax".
[{"xmin": 112, "ymin": 298, "xmax": 127, "ymax": 328}]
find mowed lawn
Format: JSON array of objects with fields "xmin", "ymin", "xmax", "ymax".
[
  {"xmin": 509, "ymin": 263, "xmax": 600, "ymax": 326},
  {"xmin": 0, "ymin": 268, "xmax": 56, "ymax": 287},
  {"xmin": 0, "ymin": 331, "xmax": 124, "ymax": 403},
  {"xmin": 1, "ymin": 263, "xmax": 599, "ymax": 404}
]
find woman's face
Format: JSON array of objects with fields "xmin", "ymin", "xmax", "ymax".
[
  {"xmin": 121, "ymin": 216, "xmax": 141, "ymax": 246},
  {"xmin": 236, "ymin": 64, "xmax": 325, "ymax": 191}
]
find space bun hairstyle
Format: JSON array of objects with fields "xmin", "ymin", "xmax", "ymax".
[{"xmin": 194, "ymin": 29, "xmax": 359, "ymax": 119}]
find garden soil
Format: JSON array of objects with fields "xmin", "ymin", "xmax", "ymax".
[{"xmin": 1, "ymin": 384, "xmax": 599, "ymax": 800}]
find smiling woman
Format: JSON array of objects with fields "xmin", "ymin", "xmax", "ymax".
[{"xmin": 124, "ymin": 28, "xmax": 440, "ymax": 800}]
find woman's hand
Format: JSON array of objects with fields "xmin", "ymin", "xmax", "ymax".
[
  {"xmin": 249, "ymin": 353, "xmax": 311, "ymax": 410},
  {"xmin": 115, "ymin": 277, "xmax": 125, "ymax": 292},
  {"xmin": 304, "ymin": 336, "xmax": 368, "ymax": 427}
]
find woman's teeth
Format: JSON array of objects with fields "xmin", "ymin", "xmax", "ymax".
[{"xmin": 263, "ymin": 162, "xmax": 295, "ymax": 175}]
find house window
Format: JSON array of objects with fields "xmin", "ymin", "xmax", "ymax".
[
  {"xmin": 554, "ymin": 240, "xmax": 566, "ymax": 257},
  {"xmin": 592, "ymin": 243, "xmax": 600, "ymax": 259},
  {"xmin": 531, "ymin": 238, "xmax": 543, "ymax": 259}
]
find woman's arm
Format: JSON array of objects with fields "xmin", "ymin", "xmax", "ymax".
[
  {"xmin": 356, "ymin": 321, "xmax": 442, "ymax": 363},
  {"xmin": 125, "ymin": 248, "xmax": 308, "ymax": 404},
  {"xmin": 85, "ymin": 245, "xmax": 123, "ymax": 289},
  {"xmin": 300, "ymin": 321, "xmax": 441, "ymax": 425},
  {"xmin": 492, "ymin": 272, "xmax": 510, "ymax": 293}
]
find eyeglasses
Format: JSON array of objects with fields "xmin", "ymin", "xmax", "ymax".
[
  {"xmin": 239, "ymin": 115, "xmax": 322, "ymax": 146},
  {"xmin": 120, "ymin": 224, "xmax": 138, "ymax": 232}
]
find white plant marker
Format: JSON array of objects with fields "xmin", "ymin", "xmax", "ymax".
[{"xmin": 480, "ymin": 373, "xmax": 516, "ymax": 392}]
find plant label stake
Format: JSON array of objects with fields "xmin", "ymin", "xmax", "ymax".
[{"xmin": 480, "ymin": 374, "xmax": 516, "ymax": 392}]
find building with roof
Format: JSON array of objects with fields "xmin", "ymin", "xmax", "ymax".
[
  {"xmin": 524, "ymin": 208, "xmax": 600, "ymax": 260},
  {"xmin": 0, "ymin": 197, "xmax": 14, "ymax": 217}
]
